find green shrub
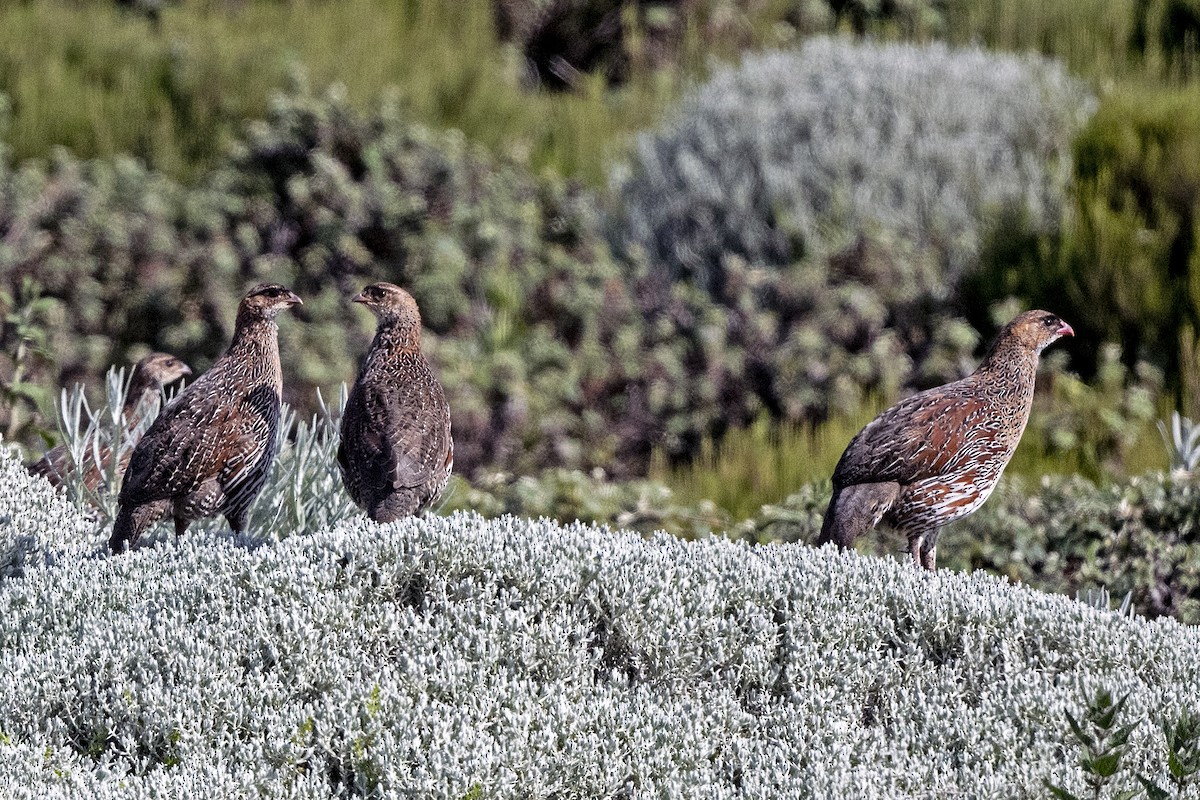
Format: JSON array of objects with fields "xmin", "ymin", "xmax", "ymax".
[
  {"xmin": 0, "ymin": 77, "xmax": 746, "ymax": 478},
  {"xmin": 969, "ymin": 85, "xmax": 1200, "ymax": 408},
  {"xmin": 0, "ymin": 148, "xmax": 206, "ymax": 440},
  {"xmin": 648, "ymin": 402, "xmax": 886, "ymax": 520},
  {"xmin": 4, "ymin": 75, "xmax": 983, "ymax": 479},
  {"xmin": 215, "ymin": 77, "xmax": 775, "ymax": 475},
  {"xmin": 1011, "ymin": 344, "xmax": 1166, "ymax": 481},
  {"xmin": 1047, "ymin": 687, "xmax": 1200, "ymax": 799},
  {"xmin": 653, "ymin": 350, "xmax": 1167, "ymax": 517},
  {"xmin": 444, "ymin": 468, "xmax": 734, "ymax": 539},
  {"xmin": 0, "ymin": 278, "xmax": 57, "ymax": 444}
]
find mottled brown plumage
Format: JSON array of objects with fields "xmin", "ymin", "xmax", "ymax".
[
  {"xmin": 109, "ymin": 284, "xmax": 302, "ymax": 552},
  {"xmin": 816, "ymin": 310, "xmax": 1074, "ymax": 570},
  {"xmin": 338, "ymin": 283, "xmax": 453, "ymax": 522},
  {"xmin": 28, "ymin": 352, "xmax": 192, "ymax": 492}
]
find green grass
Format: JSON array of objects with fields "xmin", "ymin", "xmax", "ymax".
[
  {"xmin": 942, "ymin": 0, "xmax": 1140, "ymax": 79},
  {"xmin": 4, "ymin": 0, "xmax": 1199, "ymax": 187},
  {"xmin": 939, "ymin": 0, "xmax": 1200, "ymax": 85},
  {"xmin": 0, "ymin": 0, "xmax": 678, "ymax": 185},
  {"xmin": 653, "ymin": 392, "xmax": 1171, "ymax": 521},
  {"xmin": 649, "ymin": 401, "xmax": 887, "ymax": 520},
  {"xmin": 1007, "ymin": 411, "xmax": 1169, "ymax": 481},
  {"xmin": 4, "ymin": 0, "xmax": 1200, "ymax": 187}
]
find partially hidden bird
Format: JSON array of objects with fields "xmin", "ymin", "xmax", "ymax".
[
  {"xmin": 28, "ymin": 351, "xmax": 192, "ymax": 492},
  {"xmin": 338, "ymin": 282, "xmax": 453, "ymax": 522},
  {"xmin": 816, "ymin": 310, "xmax": 1074, "ymax": 570},
  {"xmin": 109, "ymin": 284, "xmax": 302, "ymax": 552}
]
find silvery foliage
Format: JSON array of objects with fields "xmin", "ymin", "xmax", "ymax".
[
  {"xmin": 29, "ymin": 368, "xmax": 358, "ymax": 548},
  {"xmin": 2, "ymin": 453, "xmax": 1200, "ymax": 797},
  {"xmin": 1158, "ymin": 411, "xmax": 1200, "ymax": 474},
  {"xmin": 248, "ymin": 386, "xmax": 359, "ymax": 539},
  {"xmin": 0, "ymin": 445, "xmax": 97, "ymax": 577},
  {"xmin": 614, "ymin": 36, "xmax": 1094, "ymax": 290},
  {"xmin": 45, "ymin": 365, "xmax": 162, "ymax": 522}
]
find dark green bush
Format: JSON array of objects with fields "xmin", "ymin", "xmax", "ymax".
[
  {"xmin": 969, "ymin": 85, "xmax": 1200, "ymax": 409},
  {"xmin": 702, "ymin": 235, "xmax": 982, "ymax": 424},
  {"xmin": 0, "ymin": 138, "xmax": 213, "ymax": 439},
  {"xmin": 213, "ymin": 77, "xmax": 776, "ymax": 475},
  {"xmin": 3, "ymin": 66, "xmax": 1158, "ymax": 481}
]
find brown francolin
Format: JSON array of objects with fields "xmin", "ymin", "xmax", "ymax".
[
  {"xmin": 338, "ymin": 282, "xmax": 453, "ymax": 522},
  {"xmin": 109, "ymin": 284, "xmax": 302, "ymax": 552},
  {"xmin": 28, "ymin": 351, "xmax": 192, "ymax": 492},
  {"xmin": 816, "ymin": 310, "xmax": 1074, "ymax": 570}
]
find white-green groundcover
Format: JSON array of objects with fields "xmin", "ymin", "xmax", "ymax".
[{"xmin": 1, "ymin": 448, "xmax": 1197, "ymax": 798}]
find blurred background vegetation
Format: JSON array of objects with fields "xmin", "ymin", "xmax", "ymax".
[{"xmin": 5, "ymin": 0, "xmax": 1200, "ymax": 575}]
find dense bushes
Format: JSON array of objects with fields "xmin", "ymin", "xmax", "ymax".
[
  {"xmin": 0, "ymin": 146, "xmax": 206, "ymax": 441},
  {"xmin": 218, "ymin": 78, "xmax": 819, "ymax": 474},
  {"xmin": 0, "ymin": 76, "xmax": 719, "ymax": 477},
  {"xmin": 8, "ymin": 58, "xmax": 1084, "ymax": 480},
  {"xmin": 610, "ymin": 37, "xmax": 1094, "ymax": 417},
  {"xmin": 3, "ymin": 78, "xmax": 735, "ymax": 478},
  {"xmin": 971, "ymin": 85, "xmax": 1200, "ymax": 404},
  {"xmin": 613, "ymin": 37, "xmax": 1092, "ymax": 291},
  {"xmin": 0, "ymin": 28, "xmax": 1187, "ymax": 483},
  {"xmin": 4, "ymin": 449, "xmax": 1200, "ymax": 796}
]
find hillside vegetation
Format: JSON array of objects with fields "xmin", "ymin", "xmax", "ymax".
[
  {"xmin": 5, "ymin": 2, "xmax": 1200, "ymax": 796},
  {"xmin": 1, "ymin": 450, "xmax": 1199, "ymax": 797},
  {"xmin": 1, "ymin": 35, "xmax": 1162, "ymax": 483},
  {"xmin": 0, "ymin": 1, "xmax": 1191, "ymax": 489},
  {"xmin": 34, "ymin": 372, "xmax": 1200, "ymax": 625}
]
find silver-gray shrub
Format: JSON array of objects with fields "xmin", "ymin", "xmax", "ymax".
[
  {"xmin": 27, "ymin": 369, "xmax": 359, "ymax": 549},
  {"xmin": 613, "ymin": 36, "xmax": 1094, "ymax": 291},
  {"xmin": 1, "ymin": 449, "xmax": 1200, "ymax": 797}
]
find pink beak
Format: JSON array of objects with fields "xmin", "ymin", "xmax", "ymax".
[{"xmin": 1058, "ymin": 321, "xmax": 1075, "ymax": 337}]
